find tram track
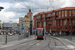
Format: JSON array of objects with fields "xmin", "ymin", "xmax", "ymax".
[
  {"xmin": 13, "ymin": 39, "xmax": 39, "ymax": 50},
  {"xmin": 14, "ymin": 36, "xmax": 68, "ymax": 50},
  {"xmin": 14, "ymin": 39, "xmax": 43, "ymax": 50},
  {"xmin": 48, "ymin": 36, "xmax": 68, "ymax": 50},
  {"xmin": 41, "ymin": 37, "xmax": 57, "ymax": 50},
  {"xmin": 17, "ymin": 39, "xmax": 36, "ymax": 45},
  {"xmin": 26, "ymin": 40, "xmax": 42, "ymax": 50},
  {"xmin": 48, "ymin": 38, "xmax": 57, "ymax": 50},
  {"xmin": 41, "ymin": 36, "xmax": 67, "ymax": 50},
  {"xmin": 18, "ymin": 40, "xmax": 40, "ymax": 50}
]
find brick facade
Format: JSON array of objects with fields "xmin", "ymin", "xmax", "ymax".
[{"xmin": 33, "ymin": 7, "xmax": 75, "ymax": 36}]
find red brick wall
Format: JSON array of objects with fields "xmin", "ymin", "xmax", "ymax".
[{"xmin": 33, "ymin": 7, "xmax": 75, "ymax": 34}]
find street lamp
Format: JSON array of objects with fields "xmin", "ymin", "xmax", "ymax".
[
  {"xmin": 35, "ymin": 19, "xmax": 37, "ymax": 35},
  {"xmin": 0, "ymin": 6, "xmax": 4, "ymax": 11},
  {"xmin": 43, "ymin": 12, "xmax": 46, "ymax": 40}
]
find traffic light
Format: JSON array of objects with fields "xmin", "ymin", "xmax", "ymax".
[{"xmin": 30, "ymin": 21, "xmax": 32, "ymax": 35}]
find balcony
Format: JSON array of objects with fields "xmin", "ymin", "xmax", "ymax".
[
  {"xmin": 46, "ymin": 15, "xmax": 52, "ymax": 18},
  {"xmin": 36, "ymin": 17, "xmax": 41, "ymax": 19}
]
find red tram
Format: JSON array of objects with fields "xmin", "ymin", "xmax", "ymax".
[{"xmin": 36, "ymin": 28, "xmax": 44, "ymax": 39}]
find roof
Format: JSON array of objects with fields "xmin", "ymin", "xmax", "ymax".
[
  {"xmin": 34, "ymin": 12, "xmax": 45, "ymax": 16},
  {"xmin": 55, "ymin": 7, "xmax": 75, "ymax": 11},
  {"xmin": 34, "ymin": 7, "xmax": 75, "ymax": 17},
  {"xmin": 16, "ymin": 23, "xmax": 19, "ymax": 26},
  {"xmin": 45, "ymin": 11, "xmax": 53, "ymax": 14}
]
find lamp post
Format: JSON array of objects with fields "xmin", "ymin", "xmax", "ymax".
[
  {"xmin": 0, "ymin": 7, "xmax": 4, "ymax": 11},
  {"xmin": 35, "ymin": 20, "xmax": 37, "ymax": 35},
  {"xmin": 43, "ymin": 13, "xmax": 46, "ymax": 40}
]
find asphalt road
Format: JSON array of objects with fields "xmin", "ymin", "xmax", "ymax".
[{"xmin": 1, "ymin": 36, "xmax": 75, "ymax": 50}]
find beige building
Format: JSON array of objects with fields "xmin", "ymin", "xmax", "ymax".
[
  {"xmin": 27, "ymin": 9, "xmax": 33, "ymax": 20},
  {"xmin": 0, "ymin": 23, "xmax": 3, "ymax": 29},
  {"xmin": 24, "ymin": 15, "xmax": 30, "ymax": 31}
]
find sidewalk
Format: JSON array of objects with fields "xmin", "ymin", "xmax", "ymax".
[{"xmin": 0, "ymin": 36, "xmax": 36, "ymax": 48}]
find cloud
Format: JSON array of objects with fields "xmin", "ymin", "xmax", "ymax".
[
  {"xmin": 0, "ymin": 0, "xmax": 75, "ymax": 23},
  {"xmin": 0, "ymin": 0, "xmax": 30, "ymax": 3}
]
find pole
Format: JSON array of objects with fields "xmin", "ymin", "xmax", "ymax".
[
  {"xmin": 44, "ymin": 14, "xmax": 46, "ymax": 40},
  {"xmin": 35, "ymin": 20, "xmax": 37, "ymax": 35}
]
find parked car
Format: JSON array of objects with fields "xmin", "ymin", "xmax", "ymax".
[
  {"xmin": 8, "ymin": 33, "xmax": 13, "ymax": 36},
  {"xmin": 0, "ymin": 33, "xmax": 3, "ymax": 35}
]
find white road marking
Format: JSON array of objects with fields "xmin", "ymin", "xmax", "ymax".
[
  {"xmin": 54, "ymin": 46, "xmax": 66, "ymax": 48},
  {"xmin": 55, "ymin": 37, "xmax": 75, "ymax": 49},
  {"xmin": 65, "ymin": 45, "xmax": 75, "ymax": 49},
  {"xmin": 65, "ymin": 39, "xmax": 75, "ymax": 44}
]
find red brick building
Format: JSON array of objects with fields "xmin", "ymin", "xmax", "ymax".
[{"xmin": 33, "ymin": 7, "xmax": 75, "ymax": 36}]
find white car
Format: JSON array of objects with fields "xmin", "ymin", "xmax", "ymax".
[
  {"xmin": 0, "ymin": 33, "xmax": 3, "ymax": 35},
  {"xmin": 8, "ymin": 33, "xmax": 13, "ymax": 36}
]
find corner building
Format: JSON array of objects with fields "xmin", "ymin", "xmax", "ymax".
[{"xmin": 33, "ymin": 7, "xmax": 75, "ymax": 36}]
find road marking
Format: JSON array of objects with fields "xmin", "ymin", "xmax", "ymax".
[
  {"xmin": 51, "ymin": 36, "xmax": 75, "ymax": 49},
  {"xmin": 65, "ymin": 45, "xmax": 75, "ymax": 49},
  {"xmin": 54, "ymin": 45, "xmax": 75, "ymax": 49},
  {"xmin": 54, "ymin": 46, "xmax": 66, "ymax": 48},
  {"xmin": 55, "ymin": 37, "xmax": 75, "ymax": 49},
  {"xmin": 65, "ymin": 39, "xmax": 75, "ymax": 44}
]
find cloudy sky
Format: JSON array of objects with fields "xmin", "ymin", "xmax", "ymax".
[{"xmin": 0, "ymin": 0, "xmax": 75, "ymax": 23}]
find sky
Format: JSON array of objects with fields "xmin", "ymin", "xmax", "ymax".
[{"xmin": 0, "ymin": 0, "xmax": 75, "ymax": 23}]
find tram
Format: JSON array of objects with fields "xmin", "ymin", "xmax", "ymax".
[{"xmin": 36, "ymin": 28, "xmax": 44, "ymax": 39}]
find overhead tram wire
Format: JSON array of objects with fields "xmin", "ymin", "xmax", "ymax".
[
  {"xmin": 15, "ymin": 0, "xmax": 54, "ymax": 13},
  {"xmin": 43, "ymin": 0, "xmax": 54, "ymax": 11},
  {"xmin": 47, "ymin": 0, "xmax": 54, "ymax": 10},
  {"xmin": 15, "ymin": 0, "xmax": 29, "ymax": 9},
  {"xmin": 21, "ymin": 0, "xmax": 29, "ymax": 9}
]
